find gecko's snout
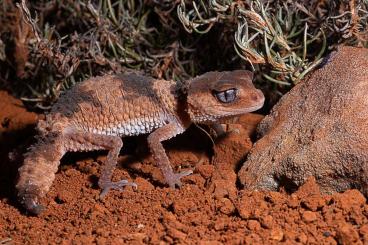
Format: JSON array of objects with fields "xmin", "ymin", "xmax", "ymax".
[
  {"xmin": 247, "ymin": 89, "xmax": 265, "ymax": 111},
  {"xmin": 252, "ymin": 89, "xmax": 265, "ymax": 103}
]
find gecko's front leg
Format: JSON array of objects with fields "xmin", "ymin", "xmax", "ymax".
[{"xmin": 147, "ymin": 122, "xmax": 193, "ymax": 188}]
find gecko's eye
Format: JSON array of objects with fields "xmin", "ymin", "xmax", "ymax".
[{"xmin": 213, "ymin": 88, "xmax": 237, "ymax": 103}]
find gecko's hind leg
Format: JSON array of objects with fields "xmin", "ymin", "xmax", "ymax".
[{"xmin": 66, "ymin": 132, "xmax": 137, "ymax": 199}]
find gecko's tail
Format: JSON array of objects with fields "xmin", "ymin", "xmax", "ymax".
[{"xmin": 16, "ymin": 133, "xmax": 64, "ymax": 215}]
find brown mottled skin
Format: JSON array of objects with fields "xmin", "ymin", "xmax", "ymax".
[{"xmin": 16, "ymin": 70, "xmax": 265, "ymax": 215}]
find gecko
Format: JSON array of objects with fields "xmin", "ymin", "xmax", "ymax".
[{"xmin": 16, "ymin": 70, "xmax": 265, "ymax": 215}]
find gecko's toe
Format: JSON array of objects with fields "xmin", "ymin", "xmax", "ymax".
[
  {"xmin": 99, "ymin": 179, "xmax": 137, "ymax": 199},
  {"xmin": 167, "ymin": 170, "xmax": 193, "ymax": 189}
]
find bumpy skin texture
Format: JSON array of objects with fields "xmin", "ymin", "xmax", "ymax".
[
  {"xmin": 238, "ymin": 47, "xmax": 368, "ymax": 195},
  {"xmin": 16, "ymin": 71, "xmax": 264, "ymax": 215}
]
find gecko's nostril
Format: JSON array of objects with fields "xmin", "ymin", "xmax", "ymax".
[{"xmin": 251, "ymin": 93, "xmax": 259, "ymax": 101}]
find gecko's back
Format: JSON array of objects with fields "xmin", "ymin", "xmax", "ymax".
[{"xmin": 43, "ymin": 73, "xmax": 179, "ymax": 137}]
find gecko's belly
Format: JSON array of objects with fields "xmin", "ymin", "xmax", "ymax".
[{"xmin": 83, "ymin": 117, "xmax": 167, "ymax": 137}]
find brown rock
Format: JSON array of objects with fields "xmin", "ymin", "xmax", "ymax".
[
  {"xmin": 198, "ymin": 241, "xmax": 223, "ymax": 245},
  {"xmin": 218, "ymin": 198, "xmax": 235, "ymax": 215},
  {"xmin": 247, "ymin": 220, "xmax": 261, "ymax": 231},
  {"xmin": 270, "ymin": 228, "xmax": 284, "ymax": 241},
  {"xmin": 302, "ymin": 211, "xmax": 317, "ymax": 223},
  {"xmin": 296, "ymin": 177, "xmax": 326, "ymax": 211},
  {"xmin": 336, "ymin": 223, "xmax": 361, "ymax": 245},
  {"xmin": 359, "ymin": 224, "xmax": 368, "ymax": 243},
  {"xmin": 260, "ymin": 215, "xmax": 274, "ymax": 229},
  {"xmin": 332, "ymin": 189, "xmax": 366, "ymax": 210},
  {"xmin": 134, "ymin": 177, "xmax": 155, "ymax": 191},
  {"xmin": 239, "ymin": 47, "xmax": 368, "ymax": 196},
  {"xmin": 166, "ymin": 227, "xmax": 187, "ymax": 241},
  {"xmin": 196, "ymin": 164, "xmax": 214, "ymax": 179},
  {"xmin": 296, "ymin": 232, "xmax": 308, "ymax": 244}
]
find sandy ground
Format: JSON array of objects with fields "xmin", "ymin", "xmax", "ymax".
[{"xmin": 0, "ymin": 90, "xmax": 367, "ymax": 244}]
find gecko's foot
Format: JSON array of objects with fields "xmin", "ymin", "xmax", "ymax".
[
  {"xmin": 99, "ymin": 179, "xmax": 137, "ymax": 199},
  {"xmin": 167, "ymin": 170, "xmax": 193, "ymax": 189}
]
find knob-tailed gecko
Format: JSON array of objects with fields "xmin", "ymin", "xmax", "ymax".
[{"xmin": 16, "ymin": 70, "xmax": 265, "ymax": 214}]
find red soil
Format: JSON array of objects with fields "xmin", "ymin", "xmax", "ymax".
[{"xmin": 0, "ymin": 90, "xmax": 367, "ymax": 244}]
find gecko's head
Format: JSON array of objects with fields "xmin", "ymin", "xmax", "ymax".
[{"xmin": 186, "ymin": 70, "xmax": 264, "ymax": 124}]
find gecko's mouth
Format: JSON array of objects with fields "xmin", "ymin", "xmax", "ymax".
[
  {"xmin": 243, "ymin": 100, "xmax": 265, "ymax": 112},
  {"xmin": 244, "ymin": 95, "xmax": 265, "ymax": 112}
]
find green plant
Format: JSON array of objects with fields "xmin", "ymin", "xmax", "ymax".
[{"xmin": 178, "ymin": 0, "xmax": 368, "ymax": 86}]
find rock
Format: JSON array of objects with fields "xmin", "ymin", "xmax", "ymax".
[
  {"xmin": 331, "ymin": 189, "xmax": 366, "ymax": 210},
  {"xmin": 270, "ymin": 228, "xmax": 284, "ymax": 241},
  {"xmin": 295, "ymin": 177, "xmax": 326, "ymax": 211},
  {"xmin": 218, "ymin": 198, "xmax": 235, "ymax": 215},
  {"xmin": 247, "ymin": 220, "xmax": 261, "ymax": 231},
  {"xmin": 238, "ymin": 46, "xmax": 368, "ymax": 196},
  {"xmin": 260, "ymin": 215, "xmax": 274, "ymax": 229},
  {"xmin": 336, "ymin": 223, "xmax": 361, "ymax": 245},
  {"xmin": 302, "ymin": 211, "xmax": 317, "ymax": 223},
  {"xmin": 196, "ymin": 164, "xmax": 214, "ymax": 179}
]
